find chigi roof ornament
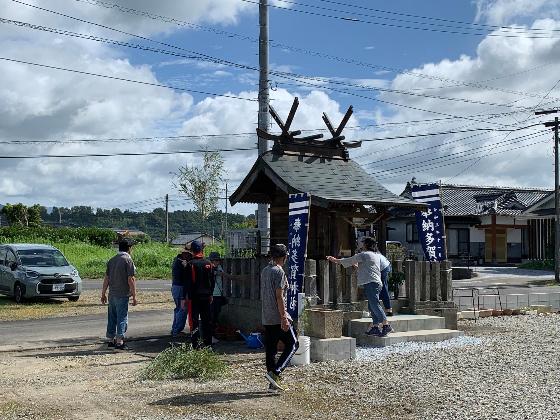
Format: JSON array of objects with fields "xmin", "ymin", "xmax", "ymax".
[{"xmin": 255, "ymin": 97, "xmax": 362, "ymax": 160}]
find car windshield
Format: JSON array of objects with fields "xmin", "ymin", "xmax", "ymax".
[{"xmin": 17, "ymin": 249, "xmax": 69, "ymax": 267}]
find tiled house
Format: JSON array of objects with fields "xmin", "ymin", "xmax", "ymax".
[{"xmin": 388, "ymin": 182, "xmax": 551, "ymax": 264}]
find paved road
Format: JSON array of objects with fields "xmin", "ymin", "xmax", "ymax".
[
  {"xmin": 82, "ymin": 279, "xmax": 171, "ymax": 291},
  {"xmin": 0, "ymin": 309, "xmax": 172, "ymax": 352}
]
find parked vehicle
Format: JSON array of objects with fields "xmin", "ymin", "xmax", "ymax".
[{"xmin": 0, "ymin": 244, "xmax": 82, "ymax": 303}]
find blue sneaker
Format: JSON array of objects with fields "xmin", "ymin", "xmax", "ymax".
[
  {"xmin": 382, "ymin": 324, "xmax": 394, "ymax": 335},
  {"xmin": 365, "ymin": 326, "xmax": 383, "ymax": 336}
]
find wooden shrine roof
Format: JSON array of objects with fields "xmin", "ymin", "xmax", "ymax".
[{"xmin": 230, "ymin": 150, "xmax": 423, "ymax": 209}]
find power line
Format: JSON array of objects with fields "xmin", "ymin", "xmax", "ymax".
[
  {"xmin": 37, "ymin": 0, "xmax": 558, "ymax": 100},
  {"xmin": 240, "ymin": 0, "xmax": 560, "ymax": 39},
  {"xmin": 2, "ymin": 17, "xmax": 540, "ymax": 110},
  {"xmin": 0, "ymin": 146, "xmax": 256, "ymax": 159}
]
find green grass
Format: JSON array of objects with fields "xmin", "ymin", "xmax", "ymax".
[
  {"xmin": 3, "ymin": 237, "xmax": 226, "ymax": 279},
  {"xmin": 519, "ymin": 260, "xmax": 554, "ymax": 271},
  {"xmin": 141, "ymin": 343, "xmax": 228, "ymax": 381}
]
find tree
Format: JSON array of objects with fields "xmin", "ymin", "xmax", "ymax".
[
  {"xmin": 174, "ymin": 151, "xmax": 224, "ymax": 230},
  {"xmin": 1, "ymin": 203, "xmax": 42, "ymax": 226}
]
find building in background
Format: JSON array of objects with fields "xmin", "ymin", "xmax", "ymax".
[{"xmin": 388, "ymin": 182, "xmax": 551, "ymax": 264}]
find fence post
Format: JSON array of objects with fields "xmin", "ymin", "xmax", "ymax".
[
  {"xmin": 318, "ymin": 259, "xmax": 330, "ymax": 305},
  {"xmin": 224, "ymin": 258, "xmax": 233, "ymax": 297},
  {"xmin": 250, "ymin": 259, "xmax": 259, "ymax": 300},
  {"xmin": 304, "ymin": 259, "xmax": 318, "ymax": 305},
  {"xmin": 420, "ymin": 261, "xmax": 430, "ymax": 302},
  {"xmin": 430, "ymin": 262, "xmax": 442, "ymax": 301},
  {"xmin": 439, "ymin": 260, "xmax": 452, "ymax": 301},
  {"xmin": 406, "ymin": 261, "xmax": 419, "ymax": 310}
]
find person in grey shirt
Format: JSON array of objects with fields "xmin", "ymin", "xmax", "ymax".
[
  {"xmin": 261, "ymin": 244, "xmax": 298, "ymax": 393},
  {"xmin": 101, "ymin": 238, "xmax": 137, "ymax": 350},
  {"xmin": 328, "ymin": 237, "xmax": 393, "ymax": 337}
]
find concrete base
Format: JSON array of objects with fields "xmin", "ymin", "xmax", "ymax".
[
  {"xmin": 355, "ymin": 329, "xmax": 463, "ymax": 347},
  {"xmin": 310, "ymin": 336, "xmax": 356, "ymax": 362}
]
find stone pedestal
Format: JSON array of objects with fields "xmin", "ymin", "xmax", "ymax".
[
  {"xmin": 307, "ymin": 309, "xmax": 343, "ymax": 339},
  {"xmin": 310, "ymin": 336, "xmax": 356, "ymax": 362},
  {"xmin": 414, "ymin": 301, "xmax": 458, "ymax": 330}
]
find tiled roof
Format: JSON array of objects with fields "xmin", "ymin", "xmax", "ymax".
[
  {"xmin": 230, "ymin": 151, "xmax": 421, "ymax": 208},
  {"xmin": 402, "ymin": 183, "xmax": 551, "ymax": 216}
]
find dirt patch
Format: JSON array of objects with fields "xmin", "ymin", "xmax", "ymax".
[{"xmin": 0, "ymin": 290, "xmax": 173, "ymax": 321}]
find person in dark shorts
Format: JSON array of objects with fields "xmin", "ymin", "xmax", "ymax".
[
  {"xmin": 183, "ymin": 240, "xmax": 215, "ymax": 349},
  {"xmin": 261, "ymin": 244, "xmax": 298, "ymax": 393},
  {"xmin": 101, "ymin": 238, "xmax": 137, "ymax": 350}
]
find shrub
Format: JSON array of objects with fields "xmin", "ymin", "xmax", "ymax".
[
  {"xmin": 141, "ymin": 344, "xmax": 228, "ymax": 381},
  {"xmin": 0, "ymin": 226, "xmax": 117, "ymax": 247}
]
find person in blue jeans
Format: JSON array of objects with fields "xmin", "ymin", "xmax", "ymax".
[
  {"xmin": 171, "ymin": 244, "xmax": 192, "ymax": 337},
  {"xmin": 101, "ymin": 238, "xmax": 137, "ymax": 350},
  {"xmin": 378, "ymin": 252, "xmax": 393, "ymax": 316},
  {"xmin": 328, "ymin": 237, "xmax": 393, "ymax": 337}
]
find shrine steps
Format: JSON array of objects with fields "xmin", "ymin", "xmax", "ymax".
[{"xmin": 348, "ymin": 314, "xmax": 464, "ymax": 347}]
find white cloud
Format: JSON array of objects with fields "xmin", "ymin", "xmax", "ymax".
[
  {"xmin": 475, "ymin": 0, "xmax": 560, "ymax": 25},
  {"xmin": 350, "ymin": 18, "xmax": 560, "ymax": 192}
]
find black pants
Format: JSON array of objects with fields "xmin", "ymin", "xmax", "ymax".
[
  {"xmin": 264, "ymin": 324, "xmax": 299, "ymax": 375},
  {"xmin": 211, "ymin": 296, "xmax": 227, "ymax": 328},
  {"xmin": 190, "ymin": 297, "xmax": 212, "ymax": 348}
]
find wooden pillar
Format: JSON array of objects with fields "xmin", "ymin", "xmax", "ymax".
[
  {"xmin": 420, "ymin": 261, "xmax": 430, "ymax": 301},
  {"xmin": 430, "ymin": 262, "xmax": 442, "ymax": 301},
  {"xmin": 329, "ymin": 210, "xmax": 340, "ymax": 306},
  {"xmin": 439, "ymin": 260, "xmax": 452, "ymax": 301},
  {"xmin": 378, "ymin": 211, "xmax": 387, "ymax": 255},
  {"xmin": 491, "ymin": 213, "xmax": 497, "ymax": 264},
  {"xmin": 317, "ymin": 259, "xmax": 330, "ymax": 305}
]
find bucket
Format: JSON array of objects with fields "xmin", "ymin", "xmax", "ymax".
[{"xmin": 290, "ymin": 335, "xmax": 311, "ymax": 366}]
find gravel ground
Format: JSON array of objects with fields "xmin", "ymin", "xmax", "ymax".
[{"xmin": 1, "ymin": 314, "xmax": 559, "ymax": 419}]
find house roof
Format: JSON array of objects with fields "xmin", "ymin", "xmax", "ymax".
[
  {"xmin": 401, "ymin": 182, "xmax": 551, "ymax": 216},
  {"xmin": 230, "ymin": 151, "xmax": 422, "ymax": 209},
  {"xmin": 171, "ymin": 232, "xmax": 217, "ymax": 246}
]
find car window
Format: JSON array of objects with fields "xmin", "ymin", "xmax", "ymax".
[
  {"xmin": 0, "ymin": 247, "xmax": 5, "ymax": 266},
  {"xmin": 6, "ymin": 250, "xmax": 17, "ymax": 267},
  {"xmin": 17, "ymin": 249, "xmax": 69, "ymax": 267}
]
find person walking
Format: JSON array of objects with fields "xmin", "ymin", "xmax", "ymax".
[
  {"xmin": 171, "ymin": 244, "xmax": 192, "ymax": 337},
  {"xmin": 327, "ymin": 237, "xmax": 393, "ymax": 337},
  {"xmin": 378, "ymin": 252, "xmax": 393, "ymax": 316},
  {"xmin": 101, "ymin": 238, "xmax": 137, "ymax": 350},
  {"xmin": 184, "ymin": 240, "xmax": 214, "ymax": 349},
  {"xmin": 262, "ymin": 244, "xmax": 299, "ymax": 393}
]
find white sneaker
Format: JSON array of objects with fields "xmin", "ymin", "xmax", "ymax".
[{"xmin": 212, "ymin": 336, "xmax": 219, "ymax": 344}]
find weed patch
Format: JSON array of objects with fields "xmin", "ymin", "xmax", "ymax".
[{"xmin": 142, "ymin": 344, "xmax": 228, "ymax": 381}]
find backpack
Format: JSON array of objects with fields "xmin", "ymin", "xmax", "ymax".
[{"xmin": 188, "ymin": 258, "xmax": 214, "ymax": 297}]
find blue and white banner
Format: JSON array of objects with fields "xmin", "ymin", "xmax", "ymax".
[
  {"xmin": 411, "ymin": 183, "xmax": 446, "ymax": 261},
  {"xmin": 287, "ymin": 192, "xmax": 311, "ymax": 321}
]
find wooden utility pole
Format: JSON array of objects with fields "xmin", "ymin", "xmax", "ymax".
[
  {"xmin": 225, "ymin": 181, "xmax": 229, "ymax": 255},
  {"xmin": 535, "ymin": 110, "xmax": 560, "ymax": 283},
  {"xmin": 257, "ymin": 0, "xmax": 270, "ymax": 254},
  {"xmin": 165, "ymin": 193, "xmax": 169, "ymax": 244}
]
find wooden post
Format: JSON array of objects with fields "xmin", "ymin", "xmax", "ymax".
[
  {"xmin": 420, "ymin": 261, "xmax": 430, "ymax": 302},
  {"xmin": 335, "ymin": 264, "xmax": 344, "ymax": 305},
  {"xmin": 430, "ymin": 262, "xmax": 442, "ymax": 301},
  {"xmin": 439, "ymin": 260, "xmax": 452, "ymax": 301},
  {"xmin": 407, "ymin": 261, "xmax": 419, "ymax": 310},
  {"xmin": 250, "ymin": 259, "xmax": 259, "ymax": 300},
  {"xmin": 329, "ymin": 211, "xmax": 339, "ymax": 306},
  {"xmin": 304, "ymin": 259, "xmax": 318, "ymax": 305},
  {"xmin": 318, "ymin": 259, "xmax": 330, "ymax": 305},
  {"xmin": 342, "ymin": 266, "xmax": 352, "ymax": 303},
  {"xmin": 491, "ymin": 213, "xmax": 497, "ymax": 264},
  {"xmin": 224, "ymin": 258, "xmax": 232, "ymax": 298}
]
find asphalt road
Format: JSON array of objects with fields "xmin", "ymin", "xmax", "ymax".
[{"xmin": 0, "ymin": 309, "xmax": 173, "ymax": 352}]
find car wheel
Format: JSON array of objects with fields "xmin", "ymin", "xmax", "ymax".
[
  {"xmin": 14, "ymin": 283, "xmax": 25, "ymax": 304},
  {"xmin": 68, "ymin": 296, "xmax": 79, "ymax": 302}
]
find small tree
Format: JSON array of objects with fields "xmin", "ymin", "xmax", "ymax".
[{"xmin": 175, "ymin": 151, "xmax": 224, "ymax": 231}]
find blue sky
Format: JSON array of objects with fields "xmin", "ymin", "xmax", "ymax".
[{"xmin": 1, "ymin": 0, "xmax": 560, "ymax": 214}]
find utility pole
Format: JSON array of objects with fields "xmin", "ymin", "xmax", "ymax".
[
  {"xmin": 165, "ymin": 194, "xmax": 169, "ymax": 244},
  {"xmin": 225, "ymin": 181, "xmax": 229, "ymax": 256},
  {"xmin": 257, "ymin": 0, "xmax": 270, "ymax": 255},
  {"xmin": 535, "ymin": 109, "xmax": 560, "ymax": 283}
]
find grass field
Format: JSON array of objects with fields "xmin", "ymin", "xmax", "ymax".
[{"xmin": 9, "ymin": 240, "xmax": 225, "ymax": 279}]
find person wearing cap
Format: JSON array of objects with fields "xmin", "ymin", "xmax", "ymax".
[
  {"xmin": 101, "ymin": 238, "xmax": 137, "ymax": 350},
  {"xmin": 262, "ymin": 244, "xmax": 299, "ymax": 393},
  {"xmin": 170, "ymin": 244, "xmax": 192, "ymax": 337},
  {"xmin": 182, "ymin": 240, "xmax": 215, "ymax": 349}
]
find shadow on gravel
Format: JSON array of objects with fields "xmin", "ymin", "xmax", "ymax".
[{"xmin": 152, "ymin": 391, "xmax": 274, "ymax": 407}]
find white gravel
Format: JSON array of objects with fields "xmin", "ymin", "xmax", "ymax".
[{"xmin": 356, "ymin": 336, "xmax": 484, "ymax": 361}]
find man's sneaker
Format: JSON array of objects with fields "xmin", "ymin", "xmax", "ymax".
[
  {"xmin": 365, "ymin": 326, "xmax": 383, "ymax": 336},
  {"xmin": 267, "ymin": 384, "xmax": 280, "ymax": 394},
  {"xmin": 115, "ymin": 342, "xmax": 130, "ymax": 351},
  {"xmin": 382, "ymin": 324, "xmax": 394, "ymax": 335},
  {"xmin": 386, "ymin": 311, "xmax": 394, "ymax": 317},
  {"xmin": 265, "ymin": 371, "xmax": 285, "ymax": 391},
  {"xmin": 107, "ymin": 341, "xmax": 116, "ymax": 348}
]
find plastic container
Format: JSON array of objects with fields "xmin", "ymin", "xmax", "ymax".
[{"xmin": 290, "ymin": 335, "xmax": 311, "ymax": 366}]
